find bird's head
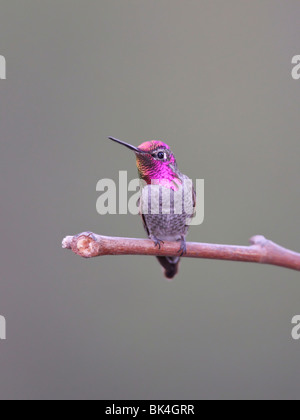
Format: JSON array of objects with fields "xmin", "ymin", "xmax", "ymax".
[{"xmin": 108, "ymin": 137, "xmax": 180, "ymax": 189}]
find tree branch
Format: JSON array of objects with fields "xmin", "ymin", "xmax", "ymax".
[{"xmin": 62, "ymin": 232, "xmax": 300, "ymax": 272}]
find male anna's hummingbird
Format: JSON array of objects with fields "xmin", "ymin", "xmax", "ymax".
[{"xmin": 109, "ymin": 137, "xmax": 196, "ymax": 279}]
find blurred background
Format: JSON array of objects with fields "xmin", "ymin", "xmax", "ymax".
[{"xmin": 0, "ymin": 0, "xmax": 299, "ymax": 400}]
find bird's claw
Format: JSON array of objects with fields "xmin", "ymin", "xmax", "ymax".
[
  {"xmin": 152, "ymin": 237, "xmax": 164, "ymax": 250},
  {"xmin": 177, "ymin": 237, "xmax": 187, "ymax": 256}
]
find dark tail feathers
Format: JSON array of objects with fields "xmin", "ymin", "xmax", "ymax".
[{"xmin": 156, "ymin": 256, "xmax": 180, "ymax": 280}]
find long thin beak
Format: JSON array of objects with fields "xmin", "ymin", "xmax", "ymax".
[{"xmin": 108, "ymin": 137, "xmax": 144, "ymax": 153}]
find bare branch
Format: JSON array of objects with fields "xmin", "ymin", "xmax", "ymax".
[{"xmin": 62, "ymin": 232, "xmax": 300, "ymax": 272}]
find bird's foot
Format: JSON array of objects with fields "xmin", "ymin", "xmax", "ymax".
[
  {"xmin": 151, "ymin": 236, "xmax": 165, "ymax": 250},
  {"xmin": 177, "ymin": 236, "xmax": 187, "ymax": 256}
]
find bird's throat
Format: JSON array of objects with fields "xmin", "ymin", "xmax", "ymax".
[{"xmin": 138, "ymin": 166, "xmax": 182, "ymax": 191}]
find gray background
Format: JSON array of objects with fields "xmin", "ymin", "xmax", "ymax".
[{"xmin": 0, "ymin": 0, "xmax": 299, "ymax": 400}]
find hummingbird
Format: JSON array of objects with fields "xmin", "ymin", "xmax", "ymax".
[{"xmin": 108, "ymin": 137, "xmax": 196, "ymax": 279}]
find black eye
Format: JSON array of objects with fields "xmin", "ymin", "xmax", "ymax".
[{"xmin": 157, "ymin": 151, "xmax": 165, "ymax": 160}]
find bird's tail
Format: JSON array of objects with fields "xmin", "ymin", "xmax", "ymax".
[{"xmin": 156, "ymin": 256, "xmax": 180, "ymax": 280}]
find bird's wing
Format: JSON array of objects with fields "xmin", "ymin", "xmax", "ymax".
[
  {"xmin": 138, "ymin": 196, "xmax": 150, "ymax": 236},
  {"xmin": 192, "ymin": 184, "xmax": 197, "ymax": 217}
]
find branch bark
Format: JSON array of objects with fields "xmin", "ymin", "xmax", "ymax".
[{"xmin": 62, "ymin": 232, "xmax": 300, "ymax": 272}]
